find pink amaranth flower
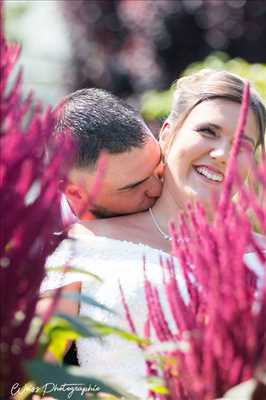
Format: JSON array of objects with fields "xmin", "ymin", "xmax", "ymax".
[
  {"xmin": 0, "ymin": 3, "xmax": 73, "ymax": 397},
  {"xmin": 121, "ymin": 82, "xmax": 266, "ymax": 399}
]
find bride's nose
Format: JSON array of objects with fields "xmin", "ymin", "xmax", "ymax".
[{"xmin": 209, "ymin": 140, "xmax": 231, "ymax": 165}]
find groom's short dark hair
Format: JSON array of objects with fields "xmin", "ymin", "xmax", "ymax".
[{"xmin": 55, "ymin": 88, "xmax": 149, "ymax": 169}]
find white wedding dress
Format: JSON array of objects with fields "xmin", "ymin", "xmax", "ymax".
[{"xmin": 41, "ymin": 234, "xmax": 265, "ymax": 399}]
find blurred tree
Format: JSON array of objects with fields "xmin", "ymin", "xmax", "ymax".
[
  {"xmin": 141, "ymin": 52, "xmax": 266, "ymax": 122},
  {"xmin": 61, "ymin": 0, "xmax": 266, "ymax": 97}
]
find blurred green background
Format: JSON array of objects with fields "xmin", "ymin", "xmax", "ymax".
[
  {"xmin": 141, "ymin": 52, "xmax": 266, "ymax": 122},
  {"xmin": 4, "ymin": 0, "xmax": 266, "ymax": 130}
]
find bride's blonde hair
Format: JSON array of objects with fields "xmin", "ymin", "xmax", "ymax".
[{"xmin": 168, "ymin": 69, "xmax": 266, "ymax": 150}]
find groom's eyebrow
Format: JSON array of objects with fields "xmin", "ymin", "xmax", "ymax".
[
  {"xmin": 118, "ymin": 176, "xmax": 150, "ymax": 191},
  {"xmin": 118, "ymin": 150, "xmax": 163, "ymax": 191}
]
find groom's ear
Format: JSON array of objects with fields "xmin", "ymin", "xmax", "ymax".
[
  {"xmin": 159, "ymin": 120, "xmax": 173, "ymax": 159},
  {"xmin": 64, "ymin": 183, "xmax": 82, "ymax": 200},
  {"xmin": 64, "ymin": 183, "xmax": 87, "ymax": 218}
]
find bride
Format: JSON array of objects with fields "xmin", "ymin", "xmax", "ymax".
[{"xmin": 42, "ymin": 69, "xmax": 266, "ymax": 398}]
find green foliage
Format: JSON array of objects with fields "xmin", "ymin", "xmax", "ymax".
[
  {"xmin": 25, "ymin": 361, "xmax": 124, "ymax": 399},
  {"xmin": 32, "ymin": 311, "xmax": 146, "ymax": 398},
  {"xmin": 141, "ymin": 87, "xmax": 174, "ymax": 122},
  {"xmin": 39, "ymin": 311, "xmax": 146, "ymax": 364},
  {"xmin": 46, "ymin": 266, "xmax": 103, "ymax": 282},
  {"xmin": 63, "ymin": 292, "xmax": 115, "ymax": 314},
  {"xmin": 4, "ymin": 1, "xmax": 30, "ymax": 43},
  {"xmin": 77, "ymin": 315, "xmax": 148, "ymax": 346},
  {"xmin": 147, "ymin": 377, "xmax": 169, "ymax": 395},
  {"xmin": 184, "ymin": 52, "xmax": 266, "ymax": 100},
  {"xmin": 141, "ymin": 52, "xmax": 266, "ymax": 121},
  {"xmin": 42, "ymin": 314, "xmax": 99, "ymax": 363}
]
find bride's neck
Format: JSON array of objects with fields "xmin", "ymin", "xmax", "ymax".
[{"xmin": 150, "ymin": 188, "xmax": 181, "ymax": 235}]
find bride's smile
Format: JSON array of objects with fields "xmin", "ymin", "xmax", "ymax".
[
  {"xmin": 192, "ymin": 165, "xmax": 224, "ymax": 183},
  {"xmin": 160, "ymin": 98, "xmax": 259, "ymax": 213}
]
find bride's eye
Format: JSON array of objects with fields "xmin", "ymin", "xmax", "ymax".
[{"xmin": 195, "ymin": 126, "xmax": 217, "ymax": 138}]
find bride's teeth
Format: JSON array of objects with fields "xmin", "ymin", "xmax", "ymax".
[{"xmin": 195, "ymin": 167, "xmax": 223, "ymax": 182}]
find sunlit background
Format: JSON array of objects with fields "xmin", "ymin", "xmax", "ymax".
[{"xmin": 4, "ymin": 0, "xmax": 266, "ymax": 123}]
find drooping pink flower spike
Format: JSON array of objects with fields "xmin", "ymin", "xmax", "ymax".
[
  {"xmin": 0, "ymin": 3, "xmax": 74, "ymax": 397},
  {"xmin": 121, "ymin": 79, "xmax": 266, "ymax": 399}
]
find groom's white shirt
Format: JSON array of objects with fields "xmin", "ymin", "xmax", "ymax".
[{"xmin": 58, "ymin": 194, "xmax": 78, "ymax": 232}]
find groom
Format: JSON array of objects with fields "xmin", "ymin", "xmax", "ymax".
[
  {"xmin": 51, "ymin": 88, "xmax": 164, "ymax": 368},
  {"xmin": 55, "ymin": 88, "xmax": 164, "ymax": 222}
]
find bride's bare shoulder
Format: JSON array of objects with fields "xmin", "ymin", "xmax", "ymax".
[{"xmin": 68, "ymin": 215, "xmax": 133, "ymax": 240}]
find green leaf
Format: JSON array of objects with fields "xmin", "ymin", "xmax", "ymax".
[
  {"xmin": 148, "ymin": 383, "xmax": 169, "ymax": 395},
  {"xmin": 46, "ymin": 266, "xmax": 103, "ymax": 282},
  {"xmin": 62, "ymin": 292, "xmax": 115, "ymax": 315},
  {"xmin": 78, "ymin": 315, "xmax": 149, "ymax": 346},
  {"xmin": 48, "ymin": 313, "xmax": 148, "ymax": 345},
  {"xmin": 147, "ymin": 376, "xmax": 169, "ymax": 395},
  {"xmin": 45, "ymin": 314, "xmax": 97, "ymax": 338},
  {"xmin": 42, "ymin": 313, "xmax": 148, "ymax": 362},
  {"xmin": 49, "ymin": 313, "xmax": 146, "ymax": 345},
  {"xmin": 43, "ymin": 314, "xmax": 100, "ymax": 362},
  {"xmin": 25, "ymin": 360, "xmax": 125, "ymax": 400}
]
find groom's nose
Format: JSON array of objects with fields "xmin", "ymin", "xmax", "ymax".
[{"xmin": 144, "ymin": 175, "xmax": 163, "ymax": 198}]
